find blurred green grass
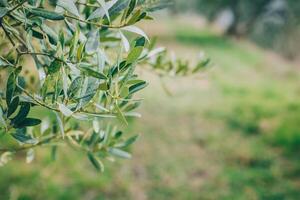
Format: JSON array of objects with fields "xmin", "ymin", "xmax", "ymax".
[{"xmin": 1, "ymin": 19, "xmax": 300, "ymax": 200}]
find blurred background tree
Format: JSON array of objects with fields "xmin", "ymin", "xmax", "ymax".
[{"xmin": 174, "ymin": 0, "xmax": 300, "ymax": 58}]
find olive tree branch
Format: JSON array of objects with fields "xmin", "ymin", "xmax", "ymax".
[{"xmin": 64, "ymin": 14, "xmax": 127, "ymax": 29}]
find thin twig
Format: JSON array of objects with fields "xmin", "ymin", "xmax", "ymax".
[
  {"xmin": 18, "ymin": 52, "xmax": 67, "ymax": 64},
  {"xmin": 64, "ymin": 14, "xmax": 127, "ymax": 29},
  {"xmin": 16, "ymin": 85, "xmax": 60, "ymax": 112}
]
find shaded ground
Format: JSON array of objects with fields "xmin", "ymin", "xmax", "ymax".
[{"xmin": 1, "ymin": 16, "xmax": 300, "ymax": 200}]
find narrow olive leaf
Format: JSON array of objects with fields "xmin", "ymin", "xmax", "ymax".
[
  {"xmin": 59, "ymin": 29, "xmax": 65, "ymax": 48},
  {"xmin": 0, "ymin": 7, "xmax": 8, "ymax": 18},
  {"xmin": 62, "ymin": 68, "xmax": 68, "ymax": 98},
  {"xmin": 135, "ymin": 36, "xmax": 146, "ymax": 47},
  {"xmin": 115, "ymin": 135, "xmax": 139, "ymax": 148},
  {"xmin": 127, "ymin": 46, "xmax": 143, "ymax": 64},
  {"xmin": 12, "ymin": 129, "xmax": 38, "ymax": 144},
  {"xmin": 129, "ymin": 81, "xmax": 147, "ymax": 94},
  {"xmin": 88, "ymin": 0, "xmax": 117, "ymax": 20},
  {"xmin": 108, "ymin": 148, "xmax": 132, "ymax": 159},
  {"xmin": 86, "ymin": 30, "xmax": 100, "ymax": 54},
  {"xmin": 47, "ymin": 59, "xmax": 62, "ymax": 74},
  {"xmin": 119, "ymin": 31, "xmax": 130, "ymax": 52},
  {"xmin": 97, "ymin": 0, "xmax": 117, "ymax": 22},
  {"xmin": 87, "ymin": 152, "xmax": 104, "ymax": 172},
  {"xmin": 68, "ymin": 77, "xmax": 82, "ymax": 98},
  {"xmin": 77, "ymin": 43, "xmax": 85, "ymax": 61},
  {"xmin": 192, "ymin": 58, "xmax": 210, "ymax": 73},
  {"xmin": 57, "ymin": 0, "xmax": 80, "ymax": 17},
  {"xmin": 127, "ymin": 10, "xmax": 142, "ymax": 25},
  {"xmin": 69, "ymin": 28, "xmax": 80, "ymax": 57},
  {"xmin": 98, "ymin": 82, "xmax": 109, "ymax": 91},
  {"xmin": 119, "ymin": 86, "xmax": 129, "ymax": 98},
  {"xmin": 41, "ymin": 24, "xmax": 58, "ymax": 45},
  {"xmin": 0, "ymin": 107, "xmax": 5, "ymax": 127},
  {"xmin": 79, "ymin": 66, "xmax": 107, "ymax": 80},
  {"xmin": 6, "ymin": 72, "xmax": 15, "ymax": 106},
  {"xmin": 54, "ymin": 112, "xmax": 65, "ymax": 138},
  {"xmin": 108, "ymin": 0, "xmax": 129, "ymax": 15},
  {"xmin": 30, "ymin": 8, "xmax": 65, "ymax": 20},
  {"xmin": 11, "ymin": 102, "xmax": 30, "ymax": 124},
  {"xmin": 115, "ymin": 103, "xmax": 128, "ymax": 125},
  {"xmin": 137, "ymin": 12, "xmax": 147, "ymax": 22},
  {"xmin": 7, "ymin": 96, "xmax": 19, "ymax": 118},
  {"xmin": 14, "ymin": 118, "xmax": 42, "ymax": 128},
  {"xmin": 0, "ymin": 0, "xmax": 8, "ymax": 7},
  {"xmin": 126, "ymin": 0, "xmax": 137, "ymax": 19},
  {"xmin": 58, "ymin": 103, "xmax": 73, "ymax": 117},
  {"xmin": 114, "ymin": 131, "xmax": 123, "ymax": 139},
  {"xmin": 121, "ymin": 26, "xmax": 149, "ymax": 42},
  {"xmin": 147, "ymin": 47, "xmax": 166, "ymax": 58}
]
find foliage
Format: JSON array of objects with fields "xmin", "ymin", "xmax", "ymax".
[
  {"xmin": 0, "ymin": 0, "xmax": 209, "ymax": 170},
  {"xmin": 179, "ymin": 0, "xmax": 300, "ymax": 58}
]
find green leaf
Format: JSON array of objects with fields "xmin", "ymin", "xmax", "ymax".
[
  {"xmin": 47, "ymin": 59, "xmax": 62, "ymax": 74},
  {"xmin": 109, "ymin": 0, "xmax": 130, "ymax": 16},
  {"xmin": 193, "ymin": 58, "xmax": 210, "ymax": 73},
  {"xmin": 127, "ymin": 46, "xmax": 143, "ymax": 64},
  {"xmin": 7, "ymin": 96, "xmax": 19, "ymax": 118},
  {"xmin": 59, "ymin": 29, "xmax": 65, "ymax": 49},
  {"xmin": 54, "ymin": 112, "xmax": 65, "ymax": 138},
  {"xmin": 129, "ymin": 81, "xmax": 147, "ymax": 94},
  {"xmin": 114, "ymin": 131, "xmax": 123, "ymax": 139},
  {"xmin": 126, "ymin": 0, "xmax": 137, "ymax": 18},
  {"xmin": 127, "ymin": 10, "xmax": 144, "ymax": 25},
  {"xmin": 0, "ymin": 7, "xmax": 8, "ymax": 18},
  {"xmin": 14, "ymin": 118, "xmax": 41, "ymax": 128},
  {"xmin": 87, "ymin": 152, "xmax": 104, "ymax": 172},
  {"xmin": 79, "ymin": 66, "xmax": 107, "ymax": 80},
  {"xmin": 85, "ymin": 30, "xmax": 100, "ymax": 54},
  {"xmin": 62, "ymin": 68, "xmax": 68, "ymax": 98},
  {"xmin": 120, "ymin": 86, "xmax": 129, "ymax": 98},
  {"xmin": 0, "ymin": 0, "xmax": 8, "ymax": 7},
  {"xmin": 135, "ymin": 36, "xmax": 146, "ymax": 47},
  {"xmin": 57, "ymin": 0, "xmax": 80, "ymax": 17},
  {"xmin": 58, "ymin": 103, "xmax": 73, "ymax": 117},
  {"xmin": 98, "ymin": 82, "xmax": 109, "ymax": 91},
  {"xmin": 68, "ymin": 77, "xmax": 82, "ymax": 98},
  {"xmin": 0, "ymin": 107, "xmax": 5, "ymax": 127},
  {"xmin": 121, "ymin": 26, "xmax": 149, "ymax": 42},
  {"xmin": 11, "ymin": 102, "xmax": 30, "ymax": 124},
  {"xmin": 69, "ymin": 28, "xmax": 79, "ymax": 57},
  {"xmin": 12, "ymin": 129, "xmax": 38, "ymax": 144},
  {"xmin": 115, "ymin": 135, "xmax": 139, "ymax": 148},
  {"xmin": 77, "ymin": 43, "xmax": 85, "ymax": 61},
  {"xmin": 115, "ymin": 103, "xmax": 128, "ymax": 125},
  {"xmin": 30, "ymin": 8, "xmax": 65, "ymax": 20},
  {"xmin": 6, "ymin": 72, "xmax": 15, "ymax": 106},
  {"xmin": 108, "ymin": 148, "xmax": 131, "ymax": 159},
  {"xmin": 41, "ymin": 24, "xmax": 58, "ymax": 45},
  {"xmin": 88, "ymin": 0, "xmax": 117, "ymax": 20}
]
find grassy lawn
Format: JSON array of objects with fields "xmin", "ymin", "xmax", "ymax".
[{"xmin": 1, "ymin": 18, "xmax": 300, "ymax": 200}]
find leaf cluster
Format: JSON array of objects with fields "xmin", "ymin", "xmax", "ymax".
[{"xmin": 0, "ymin": 0, "xmax": 209, "ymax": 170}]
